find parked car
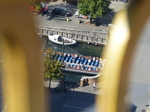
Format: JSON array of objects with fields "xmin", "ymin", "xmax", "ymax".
[
  {"xmin": 74, "ymin": 10, "xmax": 89, "ymax": 19},
  {"xmin": 78, "ymin": 14, "xmax": 88, "ymax": 19},
  {"xmin": 74, "ymin": 9, "xmax": 79, "ymax": 16},
  {"xmin": 52, "ymin": 7, "xmax": 72, "ymax": 17},
  {"xmin": 39, "ymin": 6, "xmax": 48, "ymax": 16}
]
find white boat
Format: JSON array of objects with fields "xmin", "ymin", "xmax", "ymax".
[{"xmin": 48, "ymin": 34, "xmax": 77, "ymax": 45}]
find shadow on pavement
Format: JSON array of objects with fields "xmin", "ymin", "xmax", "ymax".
[
  {"xmin": 48, "ymin": 88, "xmax": 97, "ymax": 112},
  {"xmin": 50, "ymin": 81, "xmax": 80, "ymax": 93},
  {"xmin": 100, "ymin": 11, "xmax": 116, "ymax": 26}
]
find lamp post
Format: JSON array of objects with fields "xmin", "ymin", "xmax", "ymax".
[
  {"xmin": 61, "ymin": 74, "xmax": 66, "ymax": 92},
  {"xmin": 62, "ymin": 38, "xmax": 66, "ymax": 92},
  {"xmin": 62, "ymin": 38, "xmax": 65, "ymax": 65}
]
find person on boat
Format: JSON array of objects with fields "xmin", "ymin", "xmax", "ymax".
[
  {"xmin": 58, "ymin": 36, "xmax": 63, "ymax": 42},
  {"xmin": 88, "ymin": 67, "xmax": 91, "ymax": 71},
  {"xmin": 66, "ymin": 63, "xmax": 70, "ymax": 67},
  {"xmin": 96, "ymin": 57, "xmax": 99, "ymax": 60},
  {"xmin": 85, "ymin": 66, "xmax": 89, "ymax": 70},
  {"xmin": 93, "ymin": 67, "xmax": 96, "ymax": 71},
  {"xmin": 94, "ymin": 60, "xmax": 99, "ymax": 67},
  {"xmin": 71, "ymin": 57, "xmax": 75, "ymax": 63},
  {"xmin": 76, "ymin": 56, "xmax": 81, "ymax": 64},
  {"xmin": 63, "ymin": 53, "xmax": 67, "ymax": 59},
  {"xmin": 93, "ymin": 57, "xmax": 95, "ymax": 60},
  {"xmin": 91, "ymin": 57, "xmax": 96, "ymax": 66},
  {"xmin": 57, "ymin": 54, "xmax": 62, "ymax": 61},
  {"xmin": 68, "ymin": 56, "xmax": 73, "ymax": 63},
  {"xmin": 72, "ymin": 54, "xmax": 77, "ymax": 63},
  {"xmin": 87, "ymin": 58, "xmax": 92, "ymax": 66},
  {"xmin": 98, "ymin": 62, "xmax": 102, "ymax": 69},
  {"xmin": 83, "ymin": 58, "xmax": 88, "ymax": 65},
  {"xmin": 66, "ymin": 54, "xmax": 71, "ymax": 62},
  {"xmin": 64, "ymin": 53, "xmax": 69, "ymax": 62},
  {"xmin": 76, "ymin": 65, "xmax": 81, "ymax": 69},
  {"xmin": 81, "ymin": 65, "xmax": 85, "ymax": 70},
  {"xmin": 73, "ymin": 64, "xmax": 77, "ymax": 69},
  {"xmin": 80, "ymin": 56, "xmax": 85, "ymax": 64},
  {"xmin": 73, "ymin": 54, "xmax": 78, "ymax": 63},
  {"xmin": 96, "ymin": 67, "xmax": 100, "ymax": 71}
]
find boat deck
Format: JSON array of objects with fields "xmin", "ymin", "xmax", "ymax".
[{"xmin": 54, "ymin": 53, "xmax": 104, "ymax": 75}]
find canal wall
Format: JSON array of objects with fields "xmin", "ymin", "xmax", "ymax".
[{"xmin": 36, "ymin": 25, "xmax": 108, "ymax": 45}]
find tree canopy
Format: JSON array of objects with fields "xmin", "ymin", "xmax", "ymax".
[
  {"xmin": 30, "ymin": 0, "xmax": 49, "ymax": 5},
  {"xmin": 44, "ymin": 48, "xmax": 63, "ymax": 88},
  {"xmin": 29, "ymin": 0, "xmax": 48, "ymax": 12},
  {"xmin": 78, "ymin": 0, "xmax": 112, "ymax": 18}
]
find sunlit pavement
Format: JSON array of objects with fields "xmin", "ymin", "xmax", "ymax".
[{"xmin": 34, "ymin": 1, "xmax": 127, "ymax": 32}]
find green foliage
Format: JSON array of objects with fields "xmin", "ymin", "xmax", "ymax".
[
  {"xmin": 30, "ymin": 0, "xmax": 48, "ymax": 12},
  {"xmin": 78, "ymin": 0, "xmax": 112, "ymax": 18},
  {"xmin": 30, "ymin": 0, "xmax": 42, "ymax": 4},
  {"xmin": 35, "ymin": 4, "xmax": 41, "ymax": 12},
  {"xmin": 78, "ymin": 0, "xmax": 90, "ymax": 16},
  {"xmin": 44, "ymin": 48, "xmax": 63, "ymax": 80}
]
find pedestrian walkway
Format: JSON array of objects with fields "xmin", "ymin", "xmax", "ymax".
[
  {"xmin": 45, "ymin": 80, "xmax": 101, "ymax": 94},
  {"xmin": 109, "ymin": 1, "xmax": 128, "ymax": 12},
  {"xmin": 48, "ymin": 81, "xmax": 99, "ymax": 112}
]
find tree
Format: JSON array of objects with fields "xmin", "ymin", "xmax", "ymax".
[
  {"xmin": 44, "ymin": 48, "xmax": 63, "ymax": 88},
  {"xmin": 78, "ymin": 0, "xmax": 112, "ymax": 18},
  {"xmin": 78, "ymin": 0, "xmax": 91, "ymax": 16},
  {"xmin": 29, "ymin": 0, "xmax": 49, "ymax": 12}
]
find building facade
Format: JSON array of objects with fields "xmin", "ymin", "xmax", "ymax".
[{"xmin": 111, "ymin": 0, "xmax": 129, "ymax": 2}]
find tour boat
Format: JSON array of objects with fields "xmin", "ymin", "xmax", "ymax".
[
  {"xmin": 48, "ymin": 34, "xmax": 77, "ymax": 45},
  {"xmin": 54, "ymin": 52, "xmax": 105, "ymax": 75}
]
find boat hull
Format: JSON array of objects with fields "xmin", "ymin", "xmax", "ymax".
[
  {"xmin": 62, "ymin": 68, "xmax": 98, "ymax": 75},
  {"xmin": 48, "ymin": 35, "xmax": 76, "ymax": 45}
]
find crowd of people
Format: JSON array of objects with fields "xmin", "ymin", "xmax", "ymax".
[{"xmin": 55, "ymin": 53, "xmax": 102, "ymax": 72}]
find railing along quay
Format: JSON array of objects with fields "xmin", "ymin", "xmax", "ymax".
[{"xmin": 36, "ymin": 25, "xmax": 108, "ymax": 45}]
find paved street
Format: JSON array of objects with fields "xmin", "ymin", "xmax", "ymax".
[
  {"xmin": 35, "ymin": 1, "xmax": 127, "ymax": 32},
  {"xmin": 45, "ymin": 81, "xmax": 100, "ymax": 112}
]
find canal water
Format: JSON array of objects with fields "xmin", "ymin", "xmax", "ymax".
[{"xmin": 44, "ymin": 37, "xmax": 104, "ymax": 82}]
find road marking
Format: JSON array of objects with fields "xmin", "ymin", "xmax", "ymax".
[{"xmin": 63, "ymin": 104, "xmax": 85, "ymax": 110}]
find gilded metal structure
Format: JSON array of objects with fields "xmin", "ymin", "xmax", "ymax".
[
  {"xmin": 97, "ymin": 0, "xmax": 150, "ymax": 112},
  {"xmin": 0, "ymin": 0, "xmax": 44, "ymax": 112},
  {"xmin": 0, "ymin": 0, "xmax": 150, "ymax": 112}
]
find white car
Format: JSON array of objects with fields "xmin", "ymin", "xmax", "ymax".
[
  {"xmin": 74, "ymin": 10, "xmax": 89, "ymax": 19},
  {"xmin": 74, "ymin": 10, "xmax": 79, "ymax": 16}
]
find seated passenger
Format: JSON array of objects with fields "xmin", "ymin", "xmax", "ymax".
[
  {"xmin": 88, "ymin": 67, "xmax": 91, "ymax": 71},
  {"xmin": 80, "ymin": 56, "xmax": 85, "ymax": 64},
  {"xmin": 83, "ymin": 58, "xmax": 88, "ymax": 65},
  {"xmin": 76, "ymin": 65, "xmax": 81, "ymax": 69},
  {"xmin": 87, "ymin": 58, "xmax": 92, "ymax": 65}
]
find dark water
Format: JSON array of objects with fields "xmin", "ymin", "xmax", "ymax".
[{"xmin": 44, "ymin": 37, "xmax": 104, "ymax": 82}]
